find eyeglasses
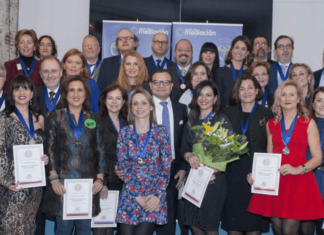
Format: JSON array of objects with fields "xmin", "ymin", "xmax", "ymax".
[
  {"xmin": 151, "ymin": 80, "xmax": 172, "ymax": 86},
  {"xmin": 254, "ymin": 42, "xmax": 268, "ymax": 47},
  {"xmin": 153, "ymin": 40, "xmax": 168, "ymax": 46},
  {"xmin": 117, "ymin": 36, "xmax": 134, "ymax": 42},
  {"xmin": 41, "ymin": 69, "xmax": 60, "ymax": 76},
  {"xmin": 176, "ymin": 48, "xmax": 191, "ymax": 53},
  {"xmin": 83, "ymin": 43, "xmax": 98, "ymax": 48},
  {"xmin": 277, "ymin": 44, "xmax": 292, "ymax": 50}
]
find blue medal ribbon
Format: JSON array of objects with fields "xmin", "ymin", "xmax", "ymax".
[
  {"xmin": 276, "ymin": 62, "xmax": 292, "ymax": 82},
  {"xmin": 133, "ymin": 123, "xmax": 152, "ymax": 161},
  {"xmin": 66, "ymin": 107, "xmax": 83, "ymax": 139},
  {"xmin": 190, "ymin": 88, "xmax": 194, "ymax": 95},
  {"xmin": 44, "ymin": 85, "xmax": 61, "ymax": 112},
  {"xmin": 151, "ymin": 57, "xmax": 167, "ymax": 69},
  {"xmin": 240, "ymin": 101, "xmax": 258, "ymax": 134},
  {"xmin": 110, "ymin": 115, "xmax": 123, "ymax": 133},
  {"xmin": 194, "ymin": 110, "xmax": 215, "ymax": 126},
  {"xmin": 230, "ymin": 61, "xmax": 244, "ymax": 82},
  {"xmin": 86, "ymin": 59, "xmax": 100, "ymax": 77},
  {"xmin": 14, "ymin": 108, "xmax": 35, "ymax": 138},
  {"xmin": 175, "ymin": 66, "xmax": 186, "ymax": 84},
  {"xmin": 261, "ymin": 90, "xmax": 268, "ymax": 107},
  {"xmin": 280, "ymin": 114, "xmax": 298, "ymax": 147},
  {"xmin": 18, "ymin": 56, "xmax": 36, "ymax": 78},
  {"xmin": 0, "ymin": 93, "xmax": 5, "ymax": 108},
  {"xmin": 118, "ymin": 55, "xmax": 122, "ymax": 65}
]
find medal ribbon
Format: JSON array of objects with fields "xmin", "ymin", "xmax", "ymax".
[
  {"xmin": 44, "ymin": 85, "xmax": 61, "ymax": 112},
  {"xmin": 175, "ymin": 66, "xmax": 186, "ymax": 84},
  {"xmin": 261, "ymin": 90, "xmax": 268, "ymax": 107},
  {"xmin": 67, "ymin": 107, "xmax": 83, "ymax": 139},
  {"xmin": 133, "ymin": 123, "xmax": 152, "ymax": 161},
  {"xmin": 194, "ymin": 110, "xmax": 215, "ymax": 127},
  {"xmin": 86, "ymin": 59, "xmax": 100, "ymax": 77},
  {"xmin": 0, "ymin": 93, "xmax": 5, "ymax": 108},
  {"xmin": 118, "ymin": 55, "xmax": 122, "ymax": 65},
  {"xmin": 230, "ymin": 61, "xmax": 244, "ymax": 82},
  {"xmin": 276, "ymin": 62, "xmax": 292, "ymax": 81},
  {"xmin": 18, "ymin": 56, "xmax": 36, "ymax": 78},
  {"xmin": 280, "ymin": 114, "xmax": 298, "ymax": 147},
  {"xmin": 14, "ymin": 108, "xmax": 35, "ymax": 138},
  {"xmin": 240, "ymin": 101, "xmax": 258, "ymax": 134},
  {"xmin": 190, "ymin": 88, "xmax": 194, "ymax": 95},
  {"xmin": 151, "ymin": 57, "xmax": 167, "ymax": 69},
  {"xmin": 110, "ymin": 115, "xmax": 123, "ymax": 133}
]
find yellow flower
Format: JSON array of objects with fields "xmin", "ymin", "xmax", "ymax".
[
  {"xmin": 228, "ymin": 136, "xmax": 233, "ymax": 141},
  {"xmin": 203, "ymin": 123, "xmax": 212, "ymax": 133}
]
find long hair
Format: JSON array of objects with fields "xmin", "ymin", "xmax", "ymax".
[
  {"xmin": 99, "ymin": 84, "xmax": 128, "ymax": 118},
  {"xmin": 4, "ymin": 74, "xmax": 41, "ymax": 120},
  {"xmin": 272, "ymin": 80, "xmax": 309, "ymax": 123},
  {"xmin": 61, "ymin": 48, "xmax": 91, "ymax": 81},
  {"xmin": 15, "ymin": 29, "xmax": 38, "ymax": 56},
  {"xmin": 224, "ymin": 35, "xmax": 253, "ymax": 67},
  {"xmin": 36, "ymin": 35, "xmax": 58, "ymax": 58},
  {"xmin": 57, "ymin": 75, "xmax": 91, "ymax": 112},
  {"xmin": 309, "ymin": 87, "xmax": 324, "ymax": 119},
  {"xmin": 184, "ymin": 61, "xmax": 213, "ymax": 89},
  {"xmin": 127, "ymin": 89, "xmax": 156, "ymax": 124},
  {"xmin": 116, "ymin": 50, "xmax": 148, "ymax": 91},
  {"xmin": 199, "ymin": 42, "xmax": 220, "ymax": 75}
]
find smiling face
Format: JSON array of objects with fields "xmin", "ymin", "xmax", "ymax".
[
  {"xmin": 40, "ymin": 59, "xmax": 62, "ymax": 90},
  {"xmin": 231, "ymin": 40, "xmax": 249, "ymax": 62},
  {"xmin": 105, "ymin": 88, "xmax": 125, "ymax": 115},
  {"xmin": 197, "ymin": 86, "xmax": 217, "ymax": 111},
  {"xmin": 39, "ymin": 37, "xmax": 53, "ymax": 58},
  {"xmin": 64, "ymin": 55, "xmax": 83, "ymax": 76},
  {"xmin": 174, "ymin": 40, "xmax": 193, "ymax": 67},
  {"xmin": 252, "ymin": 65, "xmax": 269, "ymax": 89},
  {"xmin": 131, "ymin": 93, "xmax": 153, "ymax": 121},
  {"xmin": 67, "ymin": 81, "xmax": 86, "ymax": 109},
  {"xmin": 124, "ymin": 55, "xmax": 139, "ymax": 79},
  {"xmin": 82, "ymin": 36, "xmax": 100, "ymax": 62},
  {"xmin": 149, "ymin": 72, "xmax": 173, "ymax": 101},
  {"xmin": 191, "ymin": 65, "xmax": 208, "ymax": 88},
  {"xmin": 18, "ymin": 34, "xmax": 36, "ymax": 57},
  {"xmin": 13, "ymin": 85, "xmax": 33, "ymax": 107},
  {"xmin": 239, "ymin": 79, "xmax": 258, "ymax": 104},
  {"xmin": 201, "ymin": 51, "xmax": 216, "ymax": 67},
  {"xmin": 279, "ymin": 85, "xmax": 299, "ymax": 111},
  {"xmin": 313, "ymin": 91, "xmax": 324, "ymax": 118},
  {"xmin": 290, "ymin": 66, "xmax": 311, "ymax": 90}
]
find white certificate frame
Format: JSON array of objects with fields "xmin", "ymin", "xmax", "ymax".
[
  {"xmin": 91, "ymin": 190, "xmax": 119, "ymax": 228},
  {"xmin": 181, "ymin": 164, "xmax": 214, "ymax": 208},
  {"xmin": 63, "ymin": 179, "xmax": 93, "ymax": 220},
  {"xmin": 251, "ymin": 152, "xmax": 282, "ymax": 196},
  {"xmin": 13, "ymin": 144, "xmax": 46, "ymax": 189}
]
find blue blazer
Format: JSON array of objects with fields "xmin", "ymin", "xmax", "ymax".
[
  {"xmin": 314, "ymin": 68, "xmax": 323, "ymax": 90},
  {"xmin": 97, "ymin": 55, "xmax": 120, "ymax": 92}
]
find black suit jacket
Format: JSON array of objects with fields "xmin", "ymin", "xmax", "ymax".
[
  {"xmin": 314, "ymin": 68, "xmax": 323, "ymax": 89},
  {"xmin": 144, "ymin": 55, "xmax": 176, "ymax": 80},
  {"xmin": 97, "ymin": 55, "xmax": 121, "ymax": 92},
  {"xmin": 267, "ymin": 59, "xmax": 276, "ymax": 65}
]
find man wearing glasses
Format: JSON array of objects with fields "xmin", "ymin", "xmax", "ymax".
[
  {"xmin": 252, "ymin": 35, "xmax": 275, "ymax": 64},
  {"xmin": 267, "ymin": 35, "xmax": 294, "ymax": 96},
  {"xmin": 82, "ymin": 35, "xmax": 101, "ymax": 82},
  {"xmin": 97, "ymin": 28, "xmax": 138, "ymax": 91}
]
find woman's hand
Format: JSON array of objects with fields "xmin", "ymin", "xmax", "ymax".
[
  {"xmin": 92, "ymin": 179, "xmax": 103, "ymax": 195},
  {"xmin": 41, "ymin": 155, "xmax": 49, "ymax": 165},
  {"xmin": 279, "ymin": 164, "xmax": 303, "ymax": 176},
  {"xmin": 135, "ymin": 196, "xmax": 147, "ymax": 208},
  {"xmin": 51, "ymin": 180, "xmax": 66, "ymax": 196},
  {"xmin": 145, "ymin": 195, "xmax": 160, "ymax": 212},
  {"xmin": 247, "ymin": 173, "xmax": 254, "ymax": 185},
  {"xmin": 100, "ymin": 186, "xmax": 108, "ymax": 199},
  {"xmin": 187, "ymin": 154, "xmax": 200, "ymax": 169},
  {"xmin": 114, "ymin": 165, "xmax": 124, "ymax": 181},
  {"xmin": 8, "ymin": 182, "xmax": 23, "ymax": 192}
]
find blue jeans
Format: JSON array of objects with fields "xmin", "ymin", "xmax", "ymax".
[{"xmin": 56, "ymin": 216, "xmax": 91, "ymax": 235}]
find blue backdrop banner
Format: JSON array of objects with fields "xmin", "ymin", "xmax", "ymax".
[
  {"xmin": 171, "ymin": 22, "xmax": 243, "ymax": 67},
  {"xmin": 102, "ymin": 20, "xmax": 172, "ymax": 60}
]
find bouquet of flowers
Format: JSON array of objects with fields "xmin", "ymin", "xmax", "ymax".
[{"xmin": 191, "ymin": 120, "xmax": 249, "ymax": 171}]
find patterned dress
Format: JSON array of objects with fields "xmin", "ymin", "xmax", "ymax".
[
  {"xmin": 116, "ymin": 124, "xmax": 172, "ymax": 225},
  {"xmin": 0, "ymin": 112, "xmax": 44, "ymax": 234}
]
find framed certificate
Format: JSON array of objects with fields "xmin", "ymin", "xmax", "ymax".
[
  {"xmin": 251, "ymin": 153, "xmax": 282, "ymax": 196},
  {"xmin": 13, "ymin": 144, "xmax": 46, "ymax": 189},
  {"xmin": 63, "ymin": 179, "xmax": 93, "ymax": 220},
  {"xmin": 181, "ymin": 164, "xmax": 214, "ymax": 208},
  {"xmin": 91, "ymin": 190, "xmax": 119, "ymax": 228}
]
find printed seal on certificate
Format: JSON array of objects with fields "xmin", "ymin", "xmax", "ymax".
[
  {"xmin": 74, "ymin": 184, "xmax": 82, "ymax": 192},
  {"xmin": 24, "ymin": 150, "xmax": 32, "ymax": 158}
]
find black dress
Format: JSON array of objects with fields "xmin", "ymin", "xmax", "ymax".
[{"xmin": 180, "ymin": 113, "xmax": 233, "ymax": 230}]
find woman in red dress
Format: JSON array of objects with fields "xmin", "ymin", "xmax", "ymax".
[{"xmin": 248, "ymin": 80, "xmax": 324, "ymax": 235}]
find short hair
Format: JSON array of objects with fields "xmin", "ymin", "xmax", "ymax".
[
  {"xmin": 225, "ymin": 35, "xmax": 253, "ymax": 66},
  {"xmin": 115, "ymin": 28, "xmax": 139, "ymax": 50},
  {"xmin": 251, "ymin": 34, "xmax": 270, "ymax": 47},
  {"xmin": 61, "ymin": 48, "xmax": 91, "ymax": 81},
  {"xmin": 151, "ymin": 68, "xmax": 173, "ymax": 81},
  {"xmin": 274, "ymin": 35, "xmax": 294, "ymax": 49},
  {"xmin": 40, "ymin": 55, "xmax": 61, "ymax": 71},
  {"xmin": 15, "ymin": 29, "xmax": 38, "ymax": 56},
  {"xmin": 83, "ymin": 35, "xmax": 100, "ymax": 47},
  {"xmin": 288, "ymin": 63, "xmax": 314, "ymax": 99},
  {"xmin": 57, "ymin": 75, "xmax": 91, "ymax": 112},
  {"xmin": 229, "ymin": 74, "xmax": 264, "ymax": 106},
  {"xmin": 0, "ymin": 64, "xmax": 7, "ymax": 77},
  {"xmin": 127, "ymin": 89, "xmax": 156, "ymax": 124},
  {"xmin": 188, "ymin": 80, "xmax": 220, "ymax": 124},
  {"xmin": 116, "ymin": 50, "xmax": 148, "ymax": 91},
  {"xmin": 184, "ymin": 61, "xmax": 213, "ymax": 89},
  {"xmin": 246, "ymin": 61, "xmax": 271, "ymax": 76},
  {"xmin": 199, "ymin": 42, "xmax": 220, "ymax": 75},
  {"xmin": 272, "ymin": 80, "xmax": 309, "ymax": 123},
  {"xmin": 310, "ymin": 87, "xmax": 324, "ymax": 118},
  {"xmin": 4, "ymin": 74, "xmax": 41, "ymax": 120},
  {"xmin": 36, "ymin": 35, "xmax": 58, "ymax": 58},
  {"xmin": 99, "ymin": 84, "xmax": 128, "ymax": 118},
  {"xmin": 175, "ymin": 39, "xmax": 193, "ymax": 51}
]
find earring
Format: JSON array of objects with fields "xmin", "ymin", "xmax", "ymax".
[{"xmin": 30, "ymin": 99, "xmax": 33, "ymax": 105}]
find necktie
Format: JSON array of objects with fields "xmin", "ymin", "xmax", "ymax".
[
  {"xmin": 160, "ymin": 101, "xmax": 170, "ymax": 140},
  {"xmin": 181, "ymin": 69, "xmax": 186, "ymax": 76},
  {"xmin": 156, "ymin": 59, "xmax": 161, "ymax": 69},
  {"xmin": 49, "ymin": 91, "xmax": 56, "ymax": 104},
  {"xmin": 280, "ymin": 65, "xmax": 288, "ymax": 76}
]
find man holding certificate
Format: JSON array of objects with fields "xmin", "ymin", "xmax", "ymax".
[
  {"xmin": 0, "ymin": 74, "xmax": 49, "ymax": 234},
  {"xmin": 42, "ymin": 76, "xmax": 105, "ymax": 235}
]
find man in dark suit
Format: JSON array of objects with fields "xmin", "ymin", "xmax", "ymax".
[
  {"xmin": 144, "ymin": 33, "xmax": 180, "ymax": 101},
  {"xmin": 267, "ymin": 35, "xmax": 294, "ymax": 96},
  {"xmin": 35, "ymin": 55, "xmax": 62, "ymax": 235},
  {"xmin": 149, "ymin": 69, "xmax": 188, "ymax": 235},
  {"xmin": 314, "ymin": 67, "xmax": 324, "ymax": 89},
  {"xmin": 82, "ymin": 35, "xmax": 101, "ymax": 82},
  {"xmin": 97, "ymin": 28, "xmax": 138, "ymax": 92},
  {"xmin": 252, "ymin": 35, "xmax": 275, "ymax": 64}
]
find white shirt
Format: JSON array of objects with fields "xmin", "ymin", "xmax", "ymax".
[
  {"xmin": 319, "ymin": 70, "xmax": 324, "ymax": 88},
  {"xmin": 277, "ymin": 61, "xmax": 291, "ymax": 86},
  {"xmin": 152, "ymin": 54, "xmax": 167, "ymax": 69},
  {"xmin": 153, "ymin": 95, "xmax": 175, "ymax": 160},
  {"xmin": 0, "ymin": 91, "xmax": 5, "ymax": 111},
  {"xmin": 177, "ymin": 64, "xmax": 191, "ymax": 76},
  {"xmin": 47, "ymin": 86, "xmax": 60, "ymax": 102},
  {"xmin": 179, "ymin": 89, "xmax": 192, "ymax": 113}
]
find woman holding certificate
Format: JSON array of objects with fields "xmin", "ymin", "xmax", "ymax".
[
  {"xmin": 221, "ymin": 74, "xmax": 272, "ymax": 235},
  {"xmin": 43, "ymin": 75, "xmax": 105, "ymax": 235},
  {"xmin": 181, "ymin": 80, "xmax": 233, "ymax": 235},
  {"xmin": 248, "ymin": 80, "xmax": 324, "ymax": 235},
  {"xmin": 116, "ymin": 89, "xmax": 172, "ymax": 235},
  {"xmin": 0, "ymin": 74, "xmax": 49, "ymax": 234}
]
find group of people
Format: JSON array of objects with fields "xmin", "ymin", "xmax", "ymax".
[{"xmin": 0, "ymin": 27, "xmax": 324, "ymax": 235}]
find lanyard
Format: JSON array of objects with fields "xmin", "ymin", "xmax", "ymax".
[
  {"xmin": 67, "ymin": 107, "xmax": 83, "ymax": 139},
  {"xmin": 118, "ymin": 55, "xmax": 122, "ymax": 65},
  {"xmin": 194, "ymin": 110, "xmax": 214, "ymax": 126},
  {"xmin": 230, "ymin": 61, "xmax": 244, "ymax": 82},
  {"xmin": 261, "ymin": 90, "xmax": 268, "ymax": 107},
  {"xmin": 0, "ymin": 93, "xmax": 4, "ymax": 108},
  {"xmin": 240, "ymin": 101, "xmax": 258, "ymax": 134},
  {"xmin": 18, "ymin": 56, "xmax": 36, "ymax": 77},
  {"xmin": 133, "ymin": 123, "xmax": 152, "ymax": 159},
  {"xmin": 151, "ymin": 57, "xmax": 167, "ymax": 69},
  {"xmin": 190, "ymin": 88, "xmax": 194, "ymax": 95},
  {"xmin": 280, "ymin": 114, "xmax": 298, "ymax": 146},
  {"xmin": 86, "ymin": 59, "xmax": 100, "ymax": 77},
  {"xmin": 14, "ymin": 108, "xmax": 35, "ymax": 138},
  {"xmin": 175, "ymin": 66, "xmax": 186, "ymax": 84},
  {"xmin": 44, "ymin": 85, "xmax": 61, "ymax": 112},
  {"xmin": 110, "ymin": 115, "xmax": 123, "ymax": 133},
  {"xmin": 276, "ymin": 62, "xmax": 292, "ymax": 81}
]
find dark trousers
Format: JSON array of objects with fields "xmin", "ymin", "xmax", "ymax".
[{"xmin": 35, "ymin": 187, "xmax": 46, "ymax": 235}]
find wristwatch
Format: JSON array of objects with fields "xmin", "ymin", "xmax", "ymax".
[{"xmin": 302, "ymin": 164, "xmax": 308, "ymax": 174}]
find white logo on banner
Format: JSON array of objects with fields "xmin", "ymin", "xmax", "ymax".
[
  {"xmin": 184, "ymin": 28, "xmax": 216, "ymax": 36},
  {"xmin": 215, "ymin": 38, "xmax": 232, "ymax": 65},
  {"xmin": 105, "ymin": 36, "xmax": 119, "ymax": 57},
  {"xmin": 138, "ymin": 28, "xmax": 169, "ymax": 35}
]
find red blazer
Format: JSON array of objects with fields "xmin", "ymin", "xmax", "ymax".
[{"xmin": 4, "ymin": 58, "xmax": 43, "ymax": 93}]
